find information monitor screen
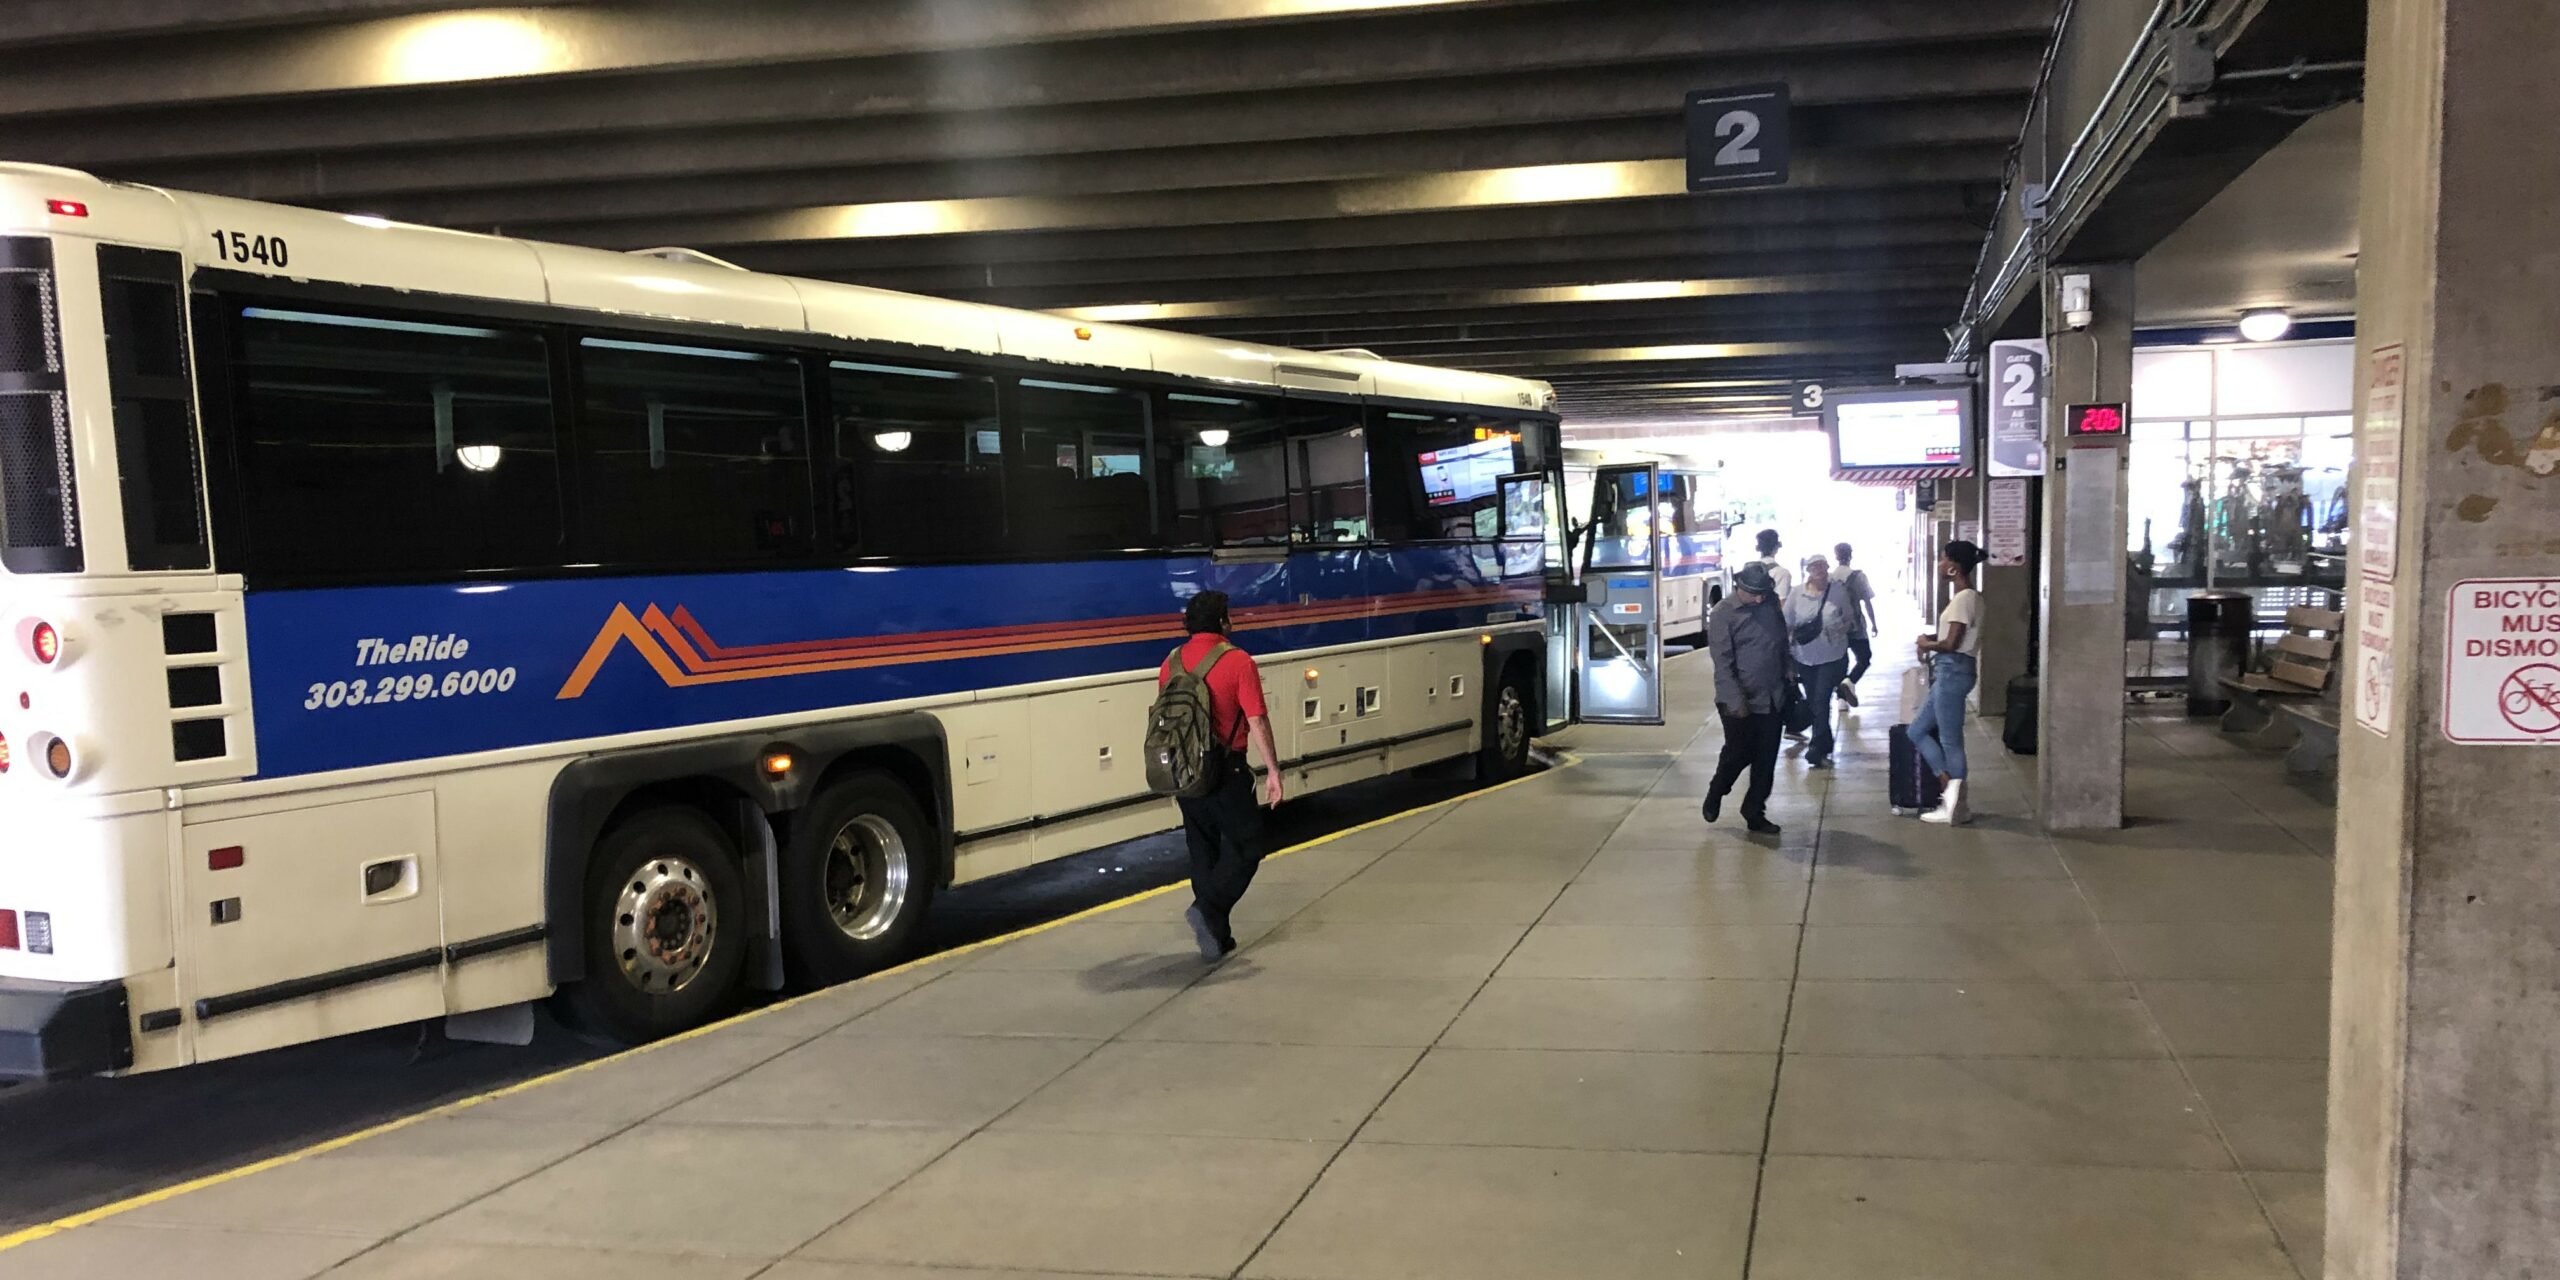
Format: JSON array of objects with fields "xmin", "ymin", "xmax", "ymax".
[
  {"xmin": 1418, "ymin": 437, "xmax": 1514, "ymax": 506},
  {"xmin": 1827, "ymin": 390, "xmax": 1970, "ymax": 470}
]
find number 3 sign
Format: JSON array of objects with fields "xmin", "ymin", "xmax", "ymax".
[{"xmin": 1685, "ymin": 85, "xmax": 1791, "ymax": 191}]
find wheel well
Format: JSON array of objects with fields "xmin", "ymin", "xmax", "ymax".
[{"xmin": 598, "ymin": 777, "xmax": 756, "ymax": 864}]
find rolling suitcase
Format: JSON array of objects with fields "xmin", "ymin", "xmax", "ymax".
[
  {"xmin": 2002, "ymin": 675, "xmax": 2039, "ymax": 756},
  {"xmin": 1889, "ymin": 722, "xmax": 1945, "ymax": 816}
]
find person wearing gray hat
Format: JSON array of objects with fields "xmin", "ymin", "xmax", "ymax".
[{"xmin": 1702, "ymin": 559, "xmax": 1793, "ymax": 834}]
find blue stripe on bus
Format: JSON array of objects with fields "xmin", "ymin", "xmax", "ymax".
[{"xmin": 241, "ymin": 546, "xmax": 1545, "ymax": 778}]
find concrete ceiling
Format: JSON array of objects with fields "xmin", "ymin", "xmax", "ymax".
[
  {"xmin": 0, "ymin": 0, "xmax": 2055, "ymax": 423},
  {"xmin": 2135, "ymin": 103, "xmax": 2360, "ymax": 329}
]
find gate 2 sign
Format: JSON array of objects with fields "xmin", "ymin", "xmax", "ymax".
[
  {"xmin": 2444, "ymin": 579, "xmax": 2560, "ymax": 745},
  {"xmin": 1685, "ymin": 85, "xmax": 1790, "ymax": 191}
]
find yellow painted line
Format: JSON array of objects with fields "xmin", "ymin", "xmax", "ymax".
[{"xmin": 0, "ymin": 749, "xmax": 1580, "ymax": 1255}]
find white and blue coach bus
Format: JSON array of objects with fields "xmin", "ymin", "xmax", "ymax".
[{"xmin": 0, "ymin": 164, "xmax": 1563, "ymax": 1076}]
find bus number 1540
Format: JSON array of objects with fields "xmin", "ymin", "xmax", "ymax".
[{"xmin": 209, "ymin": 229, "xmax": 290, "ymax": 268}]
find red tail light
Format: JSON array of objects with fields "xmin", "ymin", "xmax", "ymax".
[
  {"xmin": 0, "ymin": 910, "xmax": 17, "ymax": 951},
  {"xmin": 0, "ymin": 732, "xmax": 12, "ymax": 773},
  {"xmin": 28, "ymin": 621, "xmax": 57, "ymax": 664},
  {"xmin": 44, "ymin": 199, "xmax": 88, "ymax": 218}
]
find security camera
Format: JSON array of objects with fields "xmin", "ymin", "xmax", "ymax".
[{"xmin": 2060, "ymin": 272, "xmax": 2094, "ymax": 330}]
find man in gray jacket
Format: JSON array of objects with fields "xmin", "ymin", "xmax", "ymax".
[{"xmin": 1703, "ymin": 562, "xmax": 1792, "ymax": 834}]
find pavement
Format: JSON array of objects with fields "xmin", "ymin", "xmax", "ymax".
[{"xmin": 0, "ymin": 644, "xmax": 2335, "ymax": 1280}]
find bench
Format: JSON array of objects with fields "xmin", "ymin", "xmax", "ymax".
[
  {"xmin": 2218, "ymin": 606, "xmax": 2344, "ymax": 736},
  {"xmin": 2275, "ymin": 698, "xmax": 2343, "ymax": 775},
  {"xmin": 2219, "ymin": 607, "xmax": 2346, "ymax": 774}
]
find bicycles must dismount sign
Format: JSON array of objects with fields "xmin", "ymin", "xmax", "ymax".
[{"xmin": 2443, "ymin": 578, "xmax": 2560, "ymax": 744}]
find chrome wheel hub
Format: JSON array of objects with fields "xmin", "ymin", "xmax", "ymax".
[
  {"xmin": 825, "ymin": 813, "xmax": 912, "ymax": 942},
  {"xmin": 613, "ymin": 857, "xmax": 717, "ymax": 994},
  {"xmin": 1496, "ymin": 685, "xmax": 1529, "ymax": 762}
]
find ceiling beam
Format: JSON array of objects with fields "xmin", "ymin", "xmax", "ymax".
[
  {"xmin": 1, "ymin": 0, "xmax": 1587, "ymax": 116},
  {"xmin": 824, "ymin": 219, "xmax": 1986, "ymax": 297},
  {"xmin": 515, "ymin": 149, "xmax": 2008, "ymax": 250},
  {"xmin": 128, "ymin": 51, "xmax": 2038, "ymax": 204},
  {"xmin": 1209, "ymin": 304, "xmax": 1964, "ymax": 352},
  {"xmin": 1159, "ymin": 289, "xmax": 1972, "ymax": 346},
  {"xmin": 339, "ymin": 102, "xmax": 2020, "ymax": 230},
  {"xmin": 3, "ymin": 0, "xmax": 2055, "ymax": 161},
  {"xmin": 0, "ymin": 0, "xmax": 560, "ymax": 50},
  {"xmin": 996, "ymin": 248, "xmax": 1980, "ymax": 313},
  {"xmin": 730, "ymin": 188, "xmax": 1989, "ymax": 274}
]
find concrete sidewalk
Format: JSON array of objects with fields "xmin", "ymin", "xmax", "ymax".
[{"xmin": 0, "ymin": 650, "xmax": 2332, "ymax": 1280}]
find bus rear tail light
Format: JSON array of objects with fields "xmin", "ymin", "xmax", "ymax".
[
  {"xmin": 44, "ymin": 199, "xmax": 88, "ymax": 218},
  {"xmin": 0, "ymin": 731, "xmax": 11, "ymax": 773},
  {"xmin": 15, "ymin": 618, "xmax": 64, "ymax": 667},
  {"xmin": 0, "ymin": 910, "xmax": 50, "ymax": 954}
]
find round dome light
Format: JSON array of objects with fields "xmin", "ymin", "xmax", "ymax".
[{"xmin": 2237, "ymin": 308, "xmax": 2293, "ymax": 343}]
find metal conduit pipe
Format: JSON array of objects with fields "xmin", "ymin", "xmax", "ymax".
[{"xmin": 1949, "ymin": 0, "xmax": 2251, "ymax": 356}]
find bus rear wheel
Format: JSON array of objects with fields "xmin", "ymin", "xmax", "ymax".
[
  {"xmin": 562, "ymin": 806, "xmax": 749, "ymax": 1043},
  {"xmin": 781, "ymin": 773, "xmax": 937, "ymax": 986},
  {"xmin": 1478, "ymin": 665, "xmax": 1536, "ymax": 780}
]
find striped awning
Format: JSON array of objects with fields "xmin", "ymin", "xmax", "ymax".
[{"xmin": 1831, "ymin": 464, "xmax": 1974, "ymax": 487}]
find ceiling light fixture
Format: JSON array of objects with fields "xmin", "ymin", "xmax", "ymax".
[{"xmin": 2237, "ymin": 308, "xmax": 2293, "ymax": 343}]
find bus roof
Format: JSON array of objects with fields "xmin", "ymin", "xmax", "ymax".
[{"xmin": 0, "ymin": 163, "xmax": 1557, "ymax": 416}]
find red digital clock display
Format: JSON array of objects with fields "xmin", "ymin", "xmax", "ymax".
[{"xmin": 2066, "ymin": 402, "xmax": 2128, "ymax": 438}]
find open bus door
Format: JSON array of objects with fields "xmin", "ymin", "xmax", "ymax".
[
  {"xmin": 1575, "ymin": 461, "xmax": 1666, "ymax": 724},
  {"xmin": 1499, "ymin": 469, "xmax": 1574, "ymax": 733}
]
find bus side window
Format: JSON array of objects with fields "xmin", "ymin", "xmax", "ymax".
[
  {"xmin": 228, "ymin": 305, "xmax": 562, "ymax": 578},
  {"xmin": 830, "ymin": 359, "xmax": 1004, "ymax": 558},
  {"xmin": 1161, "ymin": 390, "xmax": 1288, "ymax": 550},
  {"xmin": 576, "ymin": 337, "xmax": 810, "ymax": 567},
  {"xmin": 1368, "ymin": 406, "xmax": 1518, "ymax": 542},
  {"xmin": 1006, "ymin": 376, "xmax": 1156, "ymax": 555},
  {"xmin": 1283, "ymin": 398, "xmax": 1368, "ymax": 546}
]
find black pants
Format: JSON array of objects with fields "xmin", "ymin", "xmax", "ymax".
[
  {"xmin": 1176, "ymin": 754, "xmax": 1266, "ymax": 946},
  {"xmin": 1708, "ymin": 710, "xmax": 1784, "ymax": 820},
  {"xmin": 1845, "ymin": 634, "xmax": 1873, "ymax": 686}
]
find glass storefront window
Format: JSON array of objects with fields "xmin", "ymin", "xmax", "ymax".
[{"xmin": 2128, "ymin": 340, "xmax": 2355, "ymax": 594}]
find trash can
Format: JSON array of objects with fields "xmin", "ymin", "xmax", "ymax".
[{"xmin": 2186, "ymin": 590, "xmax": 2253, "ymax": 716}]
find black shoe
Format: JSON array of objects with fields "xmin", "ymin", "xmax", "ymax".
[
  {"xmin": 1702, "ymin": 791, "xmax": 1724, "ymax": 824},
  {"xmin": 1745, "ymin": 816, "xmax": 1783, "ymax": 835},
  {"xmin": 1184, "ymin": 904, "xmax": 1225, "ymax": 962}
]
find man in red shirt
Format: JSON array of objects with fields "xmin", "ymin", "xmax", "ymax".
[{"xmin": 1160, "ymin": 590, "xmax": 1284, "ymax": 960}]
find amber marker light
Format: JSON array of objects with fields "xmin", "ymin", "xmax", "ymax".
[{"xmin": 761, "ymin": 751, "xmax": 794, "ymax": 777}]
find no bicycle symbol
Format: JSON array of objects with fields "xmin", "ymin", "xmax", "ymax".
[{"xmin": 2498, "ymin": 664, "xmax": 2560, "ymax": 736}]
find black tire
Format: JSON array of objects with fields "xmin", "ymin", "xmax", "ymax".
[
  {"xmin": 780, "ymin": 772, "xmax": 937, "ymax": 986},
  {"xmin": 1477, "ymin": 662, "xmax": 1537, "ymax": 781},
  {"xmin": 558, "ymin": 806, "xmax": 749, "ymax": 1044}
]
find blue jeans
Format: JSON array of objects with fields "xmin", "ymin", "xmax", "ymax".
[
  {"xmin": 1796, "ymin": 656, "xmax": 1848, "ymax": 764},
  {"xmin": 1911, "ymin": 652, "xmax": 1975, "ymax": 781}
]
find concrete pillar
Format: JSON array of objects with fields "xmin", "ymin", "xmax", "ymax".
[
  {"xmin": 1974, "ymin": 470, "xmax": 2037, "ymax": 711},
  {"xmin": 2033, "ymin": 262, "xmax": 2130, "ymax": 831},
  {"xmin": 2330, "ymin": 0, "xmax": 2560, "ymax": 1273}
]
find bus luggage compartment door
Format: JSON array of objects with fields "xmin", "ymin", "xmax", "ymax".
[{"xmin": 178, "ymin": 792, "xmax": 443, "ymax": 1064}]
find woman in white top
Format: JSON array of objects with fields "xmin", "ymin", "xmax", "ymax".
[
  {"xmin": 1911, "ymin": 540, "xmax": 1989, "ymax": 824},
  {"xmin": 1783, "ymin": 554, "xmax": 1854, "ymax": 769}
]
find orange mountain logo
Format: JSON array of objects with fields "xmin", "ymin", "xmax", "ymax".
[{"xmin": 557, "ymin": 588, "xmax": 1538, "ymax": 700}]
